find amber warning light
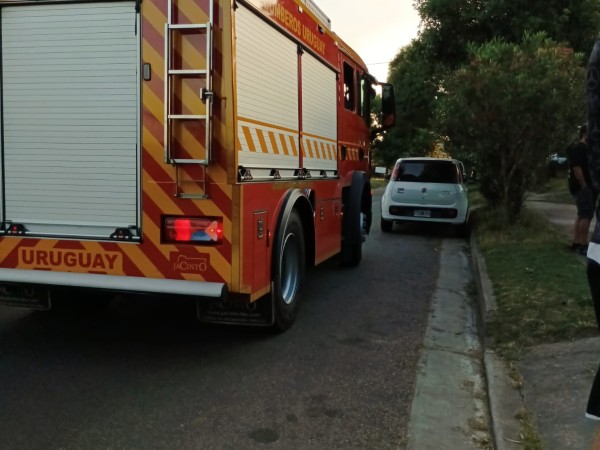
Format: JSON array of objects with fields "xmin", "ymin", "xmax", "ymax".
[{"xmin": 163, "ymin": 217, "xmax": 223, "ymax": 244}]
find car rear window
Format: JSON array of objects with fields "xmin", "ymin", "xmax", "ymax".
[{"xmin": 392, "ymin": 160, "xmax": 458, "ymax": 183}]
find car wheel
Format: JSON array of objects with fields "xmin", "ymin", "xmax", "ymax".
[
  {"xmin": 381, "ymin": 217, "xmax": 393, "ymax": 233},
  {"xmin": 455, "ymin": 220, "xmax": 470, "ymax": 238}
]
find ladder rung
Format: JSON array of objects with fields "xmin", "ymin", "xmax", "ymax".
[
  {"xmin": 169, "ymin": 24, "xmax": 208, "ymax": 30},
  {"xmin": 168, "ymin": 114, "xmax": 207, "ymax": 120},
  {"xmin": 178, "ymin": 193, "xmax": 210, "ymax": 199},
  {"xmin": 168, "ymin": 69, "xmax": 207, "ymax": 76},
  {"xmin": 171, "ymin": 159, "xmax": 209, "ymax": 165}
]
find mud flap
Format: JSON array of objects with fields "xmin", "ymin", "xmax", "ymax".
[
  {"xmin": 0, "ymin": 284, "xmax": 51, "ymax": 310},
  {"xmin": 196, "ymin": 294, "xmax": 274, "ymax": 327}
]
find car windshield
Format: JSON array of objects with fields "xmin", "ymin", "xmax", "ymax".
[{"xmin": 392, "ymin": 160, "xmax": 458, "ymax": 184}]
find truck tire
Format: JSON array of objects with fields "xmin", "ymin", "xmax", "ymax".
[
  {"xmin": 341, "ymin": 173, "xmax": 367, "ymax": 267},
  {"xmin": 272, "ymin": 210, "xmax": 305, "ymax": 332}
]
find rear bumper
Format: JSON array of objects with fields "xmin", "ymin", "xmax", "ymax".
[
  {"xmin": 381, "ymin": 206, "xmax": 468, "ymax": 224},
  {"xmin": 0, "ymin": 269, "xmax": 227, "ymax": 300}
]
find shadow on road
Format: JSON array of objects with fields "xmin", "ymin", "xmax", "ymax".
[
  {"xmin": 383, "ymin": 221, "xmax": 469, "ymax": 238},
  {"xmin": 0, "ymin": 295, "xmax": 276, "ymax": 359}
]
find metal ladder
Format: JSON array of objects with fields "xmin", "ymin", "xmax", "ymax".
[{"xmin": 164, "ymin": 0, "xmax": 214, "ymax": 198}]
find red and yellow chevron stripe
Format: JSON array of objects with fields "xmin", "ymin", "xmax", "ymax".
[
  {"xmin": 343, "ymin": 146, "xmax": 363, "ymax": 161},
  {"xmin": 301, "ymin": 133, "xmax": 337, "ymax": 161},
  {"xmin": 237, "ymin": 117, "xmax": 337, "ymax": 162},
  {"xmin": 237, "ymin": 117, "xmax": 300, "ymax": 157}
]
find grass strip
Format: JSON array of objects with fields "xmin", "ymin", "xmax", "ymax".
[
  {"xmin": 474, "ymin": 206, "xmax": 596, "ymax": 361},
  {"xmin": 473, "ymin": 201, "xmax": 593, "ymax": 450}
]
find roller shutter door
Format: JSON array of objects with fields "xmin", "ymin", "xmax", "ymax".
[
  {"xmin": 235, "ymin": 4, "xmax": 300, "ymax": 170},
  {"xmin": 301, "ymin": 52, "xmax": 337, "ymax": 172},
  {"xmin": 0, "ymin": 1, "xmax": 139, "ymax": 239}
]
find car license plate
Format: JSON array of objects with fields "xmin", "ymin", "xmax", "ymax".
[
  {"xmin": 0, "ymin": 285, "xmax": 51, "ymax": 310},
  {"xmin": 414, "ymin": 210, "xmax": 431, "ymax": 218}
]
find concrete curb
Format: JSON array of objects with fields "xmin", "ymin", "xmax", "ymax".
[
  {"xmin": 470, "ymin": 235, "xmax": 497, "ymax": 348},
  {"xmin": 470, "ymin": 234, "xmax": 524, "ymax": 450}
]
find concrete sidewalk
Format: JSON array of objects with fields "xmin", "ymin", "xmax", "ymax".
[
  {"xmin": 406, "ymin": 240, "xmax": 491, "ymax": 450},
  {"xmin": 474, "ymin": 195, "xmax": 600, "ymax": 450}
]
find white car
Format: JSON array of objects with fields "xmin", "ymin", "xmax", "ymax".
[
  {"xmin": 548, "ymin": 153, "xmax": 568, "ymax": 166},
  {"xmin": 380, "ymin": 157, "xmax": 469, "ymax": 234}
]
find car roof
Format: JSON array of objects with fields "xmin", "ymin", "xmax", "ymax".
[{"xmin": 394, "ymin": 157, "xmax": 461, "ymax": 163}]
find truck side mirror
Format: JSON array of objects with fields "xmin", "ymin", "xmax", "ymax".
[
  {"xmin": 371, "ymin": 83, "xmax": 396, "ymax": 140},
  {"xmin": 381, "ymin": 83, "xmax": 395, "ymax": 129}
]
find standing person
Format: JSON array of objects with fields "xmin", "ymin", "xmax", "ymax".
[
  {"xmin": 586, "ymin": 36, "xmax": 600, "ymax": 450},
  {"xmin": 567, "ymin": 124, "xmax": 597, "ymax": 254}
]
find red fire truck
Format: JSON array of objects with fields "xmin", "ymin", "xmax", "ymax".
[{"xmin": 0, "ymin": 0, "xmax": 395, "ymax": 330}]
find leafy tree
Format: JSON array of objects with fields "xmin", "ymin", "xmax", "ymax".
[
  {"xmin": 435, "ymin": 33, "xmax": 585, "ymax": 223},
  {"xmin": 483, "ymin": 0, "xmax": 600, "ymax": 54},
  {"xmin": 377, "ymin": 0, "xmax": 598, "ymax": 224},
  {"xmin": 415, "ymin": 0, "xmax": 600, "ymax": 63},
  {"xmin": 415, "ymin": 0, "xmax": 492, "ymax": 69},
  {"xmin": 372, "ymin": 40, "xmax": 439, "ymax": 168}
]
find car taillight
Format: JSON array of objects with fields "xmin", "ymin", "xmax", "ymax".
[{"xmin": 163, "ymin": 217, "xmax": 223, "ymax": 244}]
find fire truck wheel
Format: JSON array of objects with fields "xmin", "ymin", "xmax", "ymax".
[
  {"xmin": 272, "ymin": 210, "xmax": 305, "ymax": 332},
  {"xmin": 340, "ymin": 177, "xmax": 365, "ymax": 267}
]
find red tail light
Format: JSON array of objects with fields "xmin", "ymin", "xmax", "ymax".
[
  {"xmin": 390, "ymin": 164, "xmax": 400, "ymax": 181},
  {"xmin": 163, "ymin": 217, "xmax": 223, "ymax": 244},
  {"xmin": 174, "ymin": 219, "xmax": 192, "ymax": 242}
]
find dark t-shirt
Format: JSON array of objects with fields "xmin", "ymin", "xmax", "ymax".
[{"xmin": 568, "ymin": 141, "xmax": 592, "ymax": 194}]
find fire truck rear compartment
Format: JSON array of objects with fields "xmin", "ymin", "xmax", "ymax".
[{"xmin": 0, "ymin": 1, "xmax": 141, "ymax": 240}]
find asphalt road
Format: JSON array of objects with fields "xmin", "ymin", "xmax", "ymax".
[{"xmin": 0, "ymin": 193, "xmax": 449, "ymax": 450}]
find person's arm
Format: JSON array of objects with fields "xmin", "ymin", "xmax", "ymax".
[{"xmin": 573, "ymin": 165, "xmax": 589, "ymax": 190}]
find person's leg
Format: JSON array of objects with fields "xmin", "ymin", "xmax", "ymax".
[
  {"xmin": 578, "ymin": 190, "xmax": 595, "ymax": 248},
  {"xmin": 575, "ymin": 216, "xmax": 583, "ymax": 247},
  {"xmin": 576, "ymin": 193, "xmax": 587, "ymax": 246},
  {"xmin": 592, "ymin": 427, "xmax": 600, "ymax": 450},
  {"xmin": 580, "ymin": 217, "xmax": 592, "ymax": 246},
  {"xmin": 588, "ymin": 260, "xmax": 600, "ymax": 330},
  {"xmin": 588, "ymin": 363, "xmax": 600, "ymax": 420},
  {"xmin": 587, "ymin": 260, "xmax": 600, "ymax": 429}
]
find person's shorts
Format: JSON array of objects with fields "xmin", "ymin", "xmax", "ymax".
[{"xmin": 576, "ymin": 188, "xmax": 598, "ymax": 219}]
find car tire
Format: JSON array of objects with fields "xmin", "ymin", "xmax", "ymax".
[
  {"xmin": 455, "ymin": 220, "xmax": 470, "ymax": 238},
  {"xmin": 381, "ymin": 217, "xmax": 393, "ymax": 233}
]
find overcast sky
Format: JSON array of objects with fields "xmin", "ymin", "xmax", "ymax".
[{"xmin": 315, "ymin": 0, "xmax": 422, "ymax": 82}]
